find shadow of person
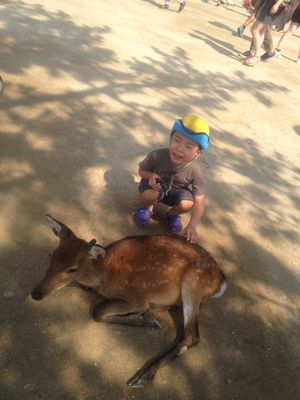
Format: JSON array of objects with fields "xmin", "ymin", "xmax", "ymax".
[
  {"xmin": 189, "ymin": 30, "xmax": 239, "ymax": 60},
  {"xmin": 293, "ymin": 125, "xmax": 300, "ymax": 136},
  {"xmin": 103, "ymin": 168, "xmax": 138, "ymax": 215},
  {"xmin": 104, "ymin": 168, "xmax": 137, "ymax": 193},
  {"xmin": 104, "ymin": 168, "xmax": 169, "ymax": 235}
]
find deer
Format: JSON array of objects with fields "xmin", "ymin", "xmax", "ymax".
[{"xmin": 31, "ymin": 215, "xmax": 227, "ymax": 387}]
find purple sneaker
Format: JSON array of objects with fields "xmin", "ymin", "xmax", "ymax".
[
  {"xmin": 134, "ymin": 207, "xmax": 153, "ymax": 229},
  {"xmin": 166, "ymin": 214, "xmax": 182, "ymax": 234}
]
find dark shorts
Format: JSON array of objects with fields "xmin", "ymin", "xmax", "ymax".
[
  {"xmin": 138, "ymin": 178, "xmax": 194, "ymax": 207},
  {"xmin": 291, "ymin": 8, "xmax": 300, "ymax": 24}
]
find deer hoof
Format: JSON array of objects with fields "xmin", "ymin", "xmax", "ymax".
[
  {"xmin": 127, "ymin": 368, "xmax": 155, "ymax": 387},
  {"xmin": 127, "ymin": 376, "xmax": 145, "ymax": 387}
]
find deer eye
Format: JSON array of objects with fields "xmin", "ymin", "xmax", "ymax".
[{"xmin": 67, "ymin": 266, "xmax": 78, "ymax": 273}]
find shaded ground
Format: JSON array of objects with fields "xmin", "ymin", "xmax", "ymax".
[{"xmin": 0, "ymin": 0, "xmax": 299, "ymax": 399}]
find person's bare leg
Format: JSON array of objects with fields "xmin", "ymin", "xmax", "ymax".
[
  {"xmin": 244, "ymin": 13, "xmax": 256, "ymax": 28},
  {"xmin": 244, "ymin": 20, "xmax": 267, "ymax": 64},
  {"xmin": 139, "ymin": 190, "xmax": 160, "ymax": 210},
  {"xmin": 237, "ymin": 12, "xmax": 255, "ymax": 36},
  {"xmin": 276, "ymin": 22, "xmax": 299, "ymax": 52},
  {"xmin": 252, "ymin": 21, "xmax": 268, "ymax": 57},
  {"xmin": 168, "ymin": 200, "xmax": 194, "ymax": 215}
]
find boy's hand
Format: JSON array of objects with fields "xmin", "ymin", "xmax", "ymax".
[
  {"xmin": 148, "ymin": 173, "xmax": 162, "ymax": 191},
  {"xmin": 182, "ymin": 224, "xmax": 199, "ymax": 243},
  {"xmin": 182, "ymin": 195, "xmax": 204, "ymax": 243}
]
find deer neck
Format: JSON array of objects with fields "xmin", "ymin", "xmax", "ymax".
[{"xmin": 75, "ymin": 258, "xmax": 106, "ymax": 288}]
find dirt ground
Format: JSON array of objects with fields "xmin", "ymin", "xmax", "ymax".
[{"xmin": 0, "ymin": 0, "xmax": 299, "ymax": 399}]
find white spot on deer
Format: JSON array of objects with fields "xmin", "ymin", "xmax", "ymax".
[
  {"xmin": 212, "ymin": 280, "xmax": 227, "ymax": 298},
  {"xmin": 159, "ymin": 279, "xmax": 170, "ymax": 285},
  {"xmin": 178, "ymin": 346, "xmax": 187, "ymax": 356},
  {"xmin": 141, "ymin": 281, "xmax": 147, "ymax": 289},
  {"xmin": 183, "ymin": 302, "xmax": 193, "ymax": 326}
]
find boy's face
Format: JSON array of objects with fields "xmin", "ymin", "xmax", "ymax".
[{"xmin": 169, "ymin": 131, "xmax": 201, "ymax": 168}]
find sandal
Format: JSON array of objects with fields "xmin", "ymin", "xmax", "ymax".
[
  {"xmin": 166, "ymin": 214, "xmax": 182, "ymax": 234},
  {"xmin": 134, "ymin": 207, "xmax": 153, "ymax": 229},
  {"xmin": 243, "ymin": 56, "xmax": 260, "ymax": 67}
]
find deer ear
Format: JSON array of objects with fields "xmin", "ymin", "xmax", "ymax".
[
  {"xmin": 85, "ymin": 239, "xmax": 97, "ymax": 250},
  {"xmin": 46, "ymin": 215, "xmax": 72, "ymax": 238},
  {"xmin": 89, "ymin": 245, "xmax": 106, "ymax": 260}
]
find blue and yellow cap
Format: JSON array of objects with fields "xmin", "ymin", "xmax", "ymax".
[{"xmin": 171, "ymin": 115, "xmax": 210, "ymax": 151}]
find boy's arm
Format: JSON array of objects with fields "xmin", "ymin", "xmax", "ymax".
[
  {"xmin": 182, "ymin": 195, "xmax": 205, "ymax": 243},
  {"xmin": 138, "ymin": 167, "xmax": 161, "ymax": 191}
]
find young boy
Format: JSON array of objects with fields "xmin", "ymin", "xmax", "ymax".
[{"xmin": 134, "ymin": 115, "xmax": 209, "ymax": 243}]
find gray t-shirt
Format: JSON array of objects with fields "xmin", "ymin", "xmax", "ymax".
[{"xmin": 139, "ymin": 148, "xmax": 204, "ymax": 197}]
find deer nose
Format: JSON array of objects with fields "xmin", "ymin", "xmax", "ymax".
[{"xmin": 31, "ymin": 289, "xmax": 43, "ymax": 301}]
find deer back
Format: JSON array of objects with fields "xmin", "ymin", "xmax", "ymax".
[{"xmin": 90, "ymin": 235, "xmax": 223, "ymax": 306}]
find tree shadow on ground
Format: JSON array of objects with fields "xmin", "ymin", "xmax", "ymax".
[{"xmin": 0, "ymin": 1, "xmax": 299, "ymax": 400}]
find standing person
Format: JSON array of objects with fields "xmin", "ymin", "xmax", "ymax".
[
  {"xmin": 133, "ymin": 115, "xmax": 209, "ymax": 243},
  {"xmin": 161, "ymin": 0, "xmax": 186, "ymax": 12},
  {"xmin": 260, "ymin": 1, "xmax": 300, "ymax": 62},
  {"xmin": 243, "ymin": 0, "xmax": 291, "ymax": 66}
]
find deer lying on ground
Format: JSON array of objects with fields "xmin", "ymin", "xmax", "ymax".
[{"xmin": 31, "ymin": 215, "xmax": 227, "ymax": 387}]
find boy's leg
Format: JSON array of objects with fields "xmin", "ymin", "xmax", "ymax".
[
  {"xmin": 168, "ymin": 199, "xmax": 194, "ymax": 215},
  {"xmin": 139, "ymin": 189, "xmax": 160, "ymax": 209},
  {"xmin": 166, "ymin": 200, "xmax": 193, "ymax": 234},
  {"xmin": 134, "ymin": 179, "xmax": 160, "ymax": 228},
  {"xmin": 162, "ymin": 190, "xmax": 194, "ymax": 234}
]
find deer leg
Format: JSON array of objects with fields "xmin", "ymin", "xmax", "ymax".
[
  {"xmin": 127, "ymin": 275, "xmax": 202, "ymax": 387},
  {"xmin": 93, "ymin": 300, "xmax": 161, "ymax": 328},
  {"xmin": 127, "ymin": 309, "xmax": 200, "ymax": 387}
]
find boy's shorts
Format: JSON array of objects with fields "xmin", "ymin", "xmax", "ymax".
[{"xmin": 138, "ymin": 178, "xmax": 194, "ymax": 207}]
